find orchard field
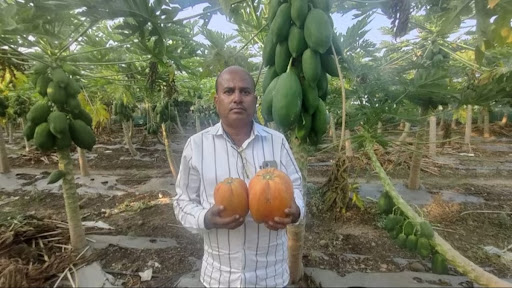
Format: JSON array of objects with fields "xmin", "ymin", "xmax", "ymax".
[{"xmin": 1, "ymin": 0, "xmax": 512, "ymax": 287}]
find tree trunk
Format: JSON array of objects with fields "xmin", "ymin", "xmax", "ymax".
[
  {"xmin": 288, "ymin": 139, "xmax": 307, "ymax": 284},
  {"xmin": 465, "ymin": 105, "xmax": 472, "ymax": 145},
  {"xmin": 407, "ymin": 127, "xmax": 425, "ymax": 190},
  {"xmin": 399, "ymin": 120, "xmax": 405, "ymax": 130},
  {"xmin": 0, "ymin": 126, "xmax": 10, "ymax": 174},
  {"xmin": 174, "ymin": 108, "xmax": 184, "ymax": 134},
  {"xmin": 345, "ymin": 130, "xmax": 353, "ymax": 157},
  {"xmin": 451, "ymin": 117, "xmax": 457, "ymax": 129},
  {"xmin": 398, "ymin": 122, "xmax": 411, "ymax": 142},
  {"xmin": 330, "ymin": 113, "xmax": 336, "ymax": 143},
  {"xmin": 21, "ymin": 119, "xmax": 29, "ymax": 152},
  {"xmin": 378, "ymin": 121, "xmax": 383, "ymax": 134},
  {"xmin": 129, "ymin": 119, "xmax": 134, "ymax": 137},
  {"xmin": 483, "ymin": 107, "xmax": 490, "ymax": 138},
  {"xmin": 501, "ymin": 114, "xmax": 508, "ymax": 126},
  {"xmin": 439, "ymin": 113, "xmax": 444, "ymax": 130},
  {"xmin": 429, "ymin": 115, "xmax": 436, "ymax": 157},
  {"xmin": 477, "ymin": 107, "xmax": 483, "ymax": 128},
  {"xmin": 57, "ymin": 149, "xmax": 87, "ymax": 250},
  {"xmin": 78, "ymin": 148, "xmax": 90, "ymax": 176},
  {"xmin": 195, "ymin": 113, "xmax": 201, "ymax": 133},
  {"xmin": 366, "ymin": 145, "xmax": 511, "ymax": 288},
  {"xmin": 122, "ymin": 121, "xmax": 138, "ymax": 156},
  {"xmin": 161, "ymin": 123, "xmax": 177, "ymax": 180},
  {"xmin": 8, "ymin": 122, "xmax": 14, "ymax": 144}
]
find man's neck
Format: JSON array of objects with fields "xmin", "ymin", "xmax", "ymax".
[{"xmin": 222, "ymin": 121, "xmax": 253, "ymax": 148}]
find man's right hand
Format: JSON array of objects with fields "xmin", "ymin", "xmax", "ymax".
[{"xmin": 204, "ymin": 205, "xmax": 245, "ymax": 230}]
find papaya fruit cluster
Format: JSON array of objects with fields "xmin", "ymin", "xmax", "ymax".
[
  {"xmin": 113, "ymin": 100, "xmax": 135, "ymax": 123},
  {"xmin": 0, "ymin": 97, "xmax": 8, "ymax": 118},
  {"xmin": 25, "ymin": 64, "xmax": 96, "ymax": 152},
  {"xmin": 423, "ymin": 41, "xmax": 450, "ymax": 67},
  {"xmin": 10, "ymin": 95, "xmax": 31, "ymax": 119},
  {"xmin": 261, "ymin": 0, "xmax": 342, "ymax": 144},
  {"xmin": 145, "ymin": 99, "xmax": 177, "ymax": 135},
  {"xmin": 378, "ymin": 192, "xmax": 448, "ymax": 275}
]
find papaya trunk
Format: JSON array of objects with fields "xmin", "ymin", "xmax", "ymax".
[
  {"xmin": 399, "ymin": 120, "xmax": 405, "ymax": 130},
  {"xmin": 330, "ymin": 113, "xmax": 336, "ymax": 143},
  {"xmin": 465, "ymin": 105, "xmax": 472, "ymax": 145},
  {"xmin": 477, "ymin": 107, "xmax": 483, "ymax": 128},
  {"xmin": 451, "ymin": 116, "xmax": 457, "ymax": 129},
  {"xmin": 483, "ymin": 107, "xmax": 490, "ymax": 138},
  {"xmin": 429, "ymin": 115, "xmax": 436, "ymax": 157},
  {"xmin": 122, "ymin": 121, "xmax": 138, "ymax": 156},
  {"xmin": 366, "ymin": 144, "xmax": 511, "ymax": 288},
  {"xmin": 78, "ymin": 148, "xmax": 90, "ymax": 176},
  {"xmin": 174, "ymin": 108, "xmax": 184, "ymax": 134},
  {"xmin": 0, "ymin": 126, "xmax": 10, "ymax": 174},
  {"xmin": 161, "ymin": 123, "xmax": 177, "ymax": 180},
  {"xmin": 345, "ymin": 130, "xmax": 353, "ymax": 157},
  {"xmin": 195, "ymin": 113, "xmax": 201, "ymax": 133},
  {"xmin": 57, "ymin": 149, "xmax": 87, "ymax": 250},
  {"xmin": 21, "ymin": 119, "xmax": 30, "ymax": 152},
  {"xmin": 398, "ymin": 122, "xmax": 411, "ymax": 142},
  {"xmin": 288, "ymin": 139, "xmax": 306, "ymax": 284},
  {"xmin": 501, "ymin": 114, "xmax": 508, "ymax": 126},
  {"xmin": 8, "ymin": 122, "xmax": 14, "ymax": 144},
  {"xmin": 377, "ymin": 121, "xmax": 383, "ymax": 134},
  {"xmin": 407, "ymin": 127, "xmax": 425, "ymax": 190}
]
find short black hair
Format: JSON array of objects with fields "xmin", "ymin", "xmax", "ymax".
[{"xmin": 215, "ymin": 66, "xmax": 255, "ymax": 94}]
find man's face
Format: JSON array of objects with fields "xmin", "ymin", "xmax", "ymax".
[{"xmin": 214, "ymin": 68, "xmax": 256, "ymax": 126}]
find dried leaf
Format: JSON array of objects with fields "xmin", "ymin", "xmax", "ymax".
[{"xmin": 488, "ymin": 0, "xmax": 500, "ymax": 8}]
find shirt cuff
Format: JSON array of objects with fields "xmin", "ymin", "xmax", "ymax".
[{"xmin": 198, "ymin": 208, "xmax": 208, "ymax": 231}]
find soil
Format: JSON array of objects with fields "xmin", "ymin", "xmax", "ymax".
[{"xmin": 1, "ymin": 123, "xmax": 512, "ymax": 287}]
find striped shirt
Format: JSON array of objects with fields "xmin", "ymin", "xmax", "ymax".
[{"xmin": 173, "ymin": 121, "xmax": 305, "ymax": 288}]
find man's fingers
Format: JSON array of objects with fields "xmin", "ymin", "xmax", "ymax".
[
  {"xmin": 273, "ymin": 216, "xmax": 292, "ymax": 225},
  {"xmin": 210, "ymin": 205, "xmax": 224, "ymax": 216}
]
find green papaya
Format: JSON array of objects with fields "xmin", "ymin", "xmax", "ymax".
[
  {"xmin": 312, "ymin": 0, "xmax": 332, "ymax": 12},
  {"xmin": 47, "ymin": 170, "xmax": 66, "ymax": 184},
  {"xmin": 389, "ymin": 226, "xmax": 401, "ymax": 239},
  {"xmin": 34, "ymin": 122, "xmax": 55, "ymax": 151},
  {"xmin": 317, "ymin": 72, "xmax": 328, "ymax": 99},
  {"xmin": 321, "ymin": 54, "xmax": 339, "ymax": 77},
  {"xmin": 69, "ymin": 119, "xmax": 96, "ymax": 151},
  {"xmin": 291, "ymin": 0, "xmax": 308, "ymax": 27},
  {"xmin": 272, "ymin": 71, "xmax": 302, "ymax": 130},
  {"xmin": 51, "ymin": 68, "xmax": 69, "ymax": 88},
  {"xmin": 48, "ymin": 111, "xmax": 69, "ymax": 138},
  {"xmin": 33, "ymin": 63, "xmax": 49, "ymax": 75},
  {"xmin": 288, "ymin": 25, "xmax": 307, "ymax": 58},
  {"xmin": 23, "ymin": 121, "xmax": 37, "ymax": 141},
  {"xmin": 302, "ymin": 49, "xmax": 321, "ymax": 84},
  {"xmin": 432, "ymin": 254, "xmax": 449, "ymax": 274},
  {"xmin": 419, "ymin": 221, "xmax": 434, "ymax": 239},
  {"xmin": 36, "ymin": 74, "xmax": 52, "ymax": 97},
  {"xmin": 396, "ymin": 233, "xmax": 407, "ymax": 248},
  {"xmin": 311, "ymin": 99, "xmax": 328, "ymax": 139},
  {"xmin": 332, "ymin": 33, "xmax": 343, "ymax": 57},
  {"xmin": 61, "ymin": 63, "xmax": 81, "ymax": 77},
  {"xmin": 416, "ymin": 237, "xmax": 431, "ymax": 258},
  {"xmin": 275, "ymin": 41, "xmax": 292, "ymax": 74},
  {"xmin": 384, "ymin": 215, "xmax": 396, "ymax": 232},
  {"xmin": 295, "ymin": 112, "xmax": 312, "ymax": 141},
  {"xmin": 267, "ymin": 0, "xmax": 283, "ymax": 23},
  {"xmin": 55, "ymin": 131, "xmax": 72, "ymax": 150},
  {"xmin": 301, "ymin": 81, "xmax": 319, "ymax": 115},
  {"xmin": 406, "ymin": 235, "xmax": 418, "ymax": 252},
  {"xmin": 377, "ymin": 192, "xmax": 393, "ymax": 214},
  {"xmin": 269, "ymin": 3, "xmax": 292, "ymax": 43},
  {"xmin": 66, "ymin": 97, "xmax": 81, "ymax": 114},
  {"xmin": 47, "ymin": 81, "xmax": 67, "ymax": 106},
  {"xmin": 262, "ymin": 66, "xmax": 279, "ymax": 94},
  {"xmin": 261, "ymin": 75, "xmax": 280, "ymax": 123},
  {"xmin": 263, "ymin": 34, "xmax": 277, "ymax": 67},
  {"xmin": 73, "ymin": 108, "xmax": 93, "ymax": 128},
  {"xmin": 403, "ymin": 221, "xmax": 415, "ymax": 236},
  {"xmin": 66, "ymin": 79, "xmax": 81, "ymax": 97},
  {"xmin": 304, "ymin": 8, "xmax": 333, "ymax": 53},
  {"xmin": 27, "ymin": 102, "xmax": 52, "ymax": 126}
]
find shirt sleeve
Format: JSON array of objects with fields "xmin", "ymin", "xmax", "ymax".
[
  {"xmin": 280, "ymin": 138, "xmax": 305, "ymax": 225},
  {"xmin": 172, "ymin": 138, "xmax": 209, "ymax": 233}
]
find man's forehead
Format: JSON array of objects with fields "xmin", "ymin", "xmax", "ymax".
[{"xmin": 218, "ymin": 72, "xmax": 254, "ymax": 89}]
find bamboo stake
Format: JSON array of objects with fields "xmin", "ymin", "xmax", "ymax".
[{"xmin": 366, "ymin": 143, "xmax": 511, "ymax": 288}]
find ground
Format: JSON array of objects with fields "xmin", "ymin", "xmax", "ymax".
[{"xmin": 1, "ymin": 122, "xmax": 511, "ymax": 287}]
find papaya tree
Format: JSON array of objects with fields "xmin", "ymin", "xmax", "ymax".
[{"xmin": 0, "ymin": 96, "xmax": 9, "ymax": 174}]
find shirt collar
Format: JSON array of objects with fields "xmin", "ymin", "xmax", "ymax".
[{"xmin": 211, "ymin": 120, "xmax": 266, "ymax": 137}]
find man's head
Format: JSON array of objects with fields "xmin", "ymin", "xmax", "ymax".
[{"xmin": 214, "ymin": 66, "xmax": 257, "ymax": 128}]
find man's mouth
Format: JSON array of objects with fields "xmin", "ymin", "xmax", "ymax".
[{"xmin": 231, "ymin": 107, "xmax": 246, "ymax": 111}]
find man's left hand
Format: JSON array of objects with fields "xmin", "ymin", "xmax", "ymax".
[{"xmin": 264, "ymin": 200, "xmax": 300, "ymax": 231}]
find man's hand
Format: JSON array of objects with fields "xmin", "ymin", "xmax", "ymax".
[
  {"xmin": 264, "ymin": 199, "xmax": 300, "ymax": 231},
  {"xmin": 204, "ymin": 205, "xmax": 245, "ymax": 230}
]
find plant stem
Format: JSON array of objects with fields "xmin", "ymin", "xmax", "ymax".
[
  {"xmin": 331, "ymin": 44, "xmax": 346, "ymax": 152},
  {"xmin": 57, "ymin": 21, "xmax": 97, "ymax": 57}
]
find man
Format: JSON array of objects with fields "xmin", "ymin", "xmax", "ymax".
[{"xmin": 173, "ymin": 66, "xmax": 305, "ymax": 287}]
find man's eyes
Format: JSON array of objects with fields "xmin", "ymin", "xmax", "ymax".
[{"xmin": 223, "ymin": 89, "xmax": 252, "ymax": 95}]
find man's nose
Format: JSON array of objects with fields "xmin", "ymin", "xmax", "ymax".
[{"xmin": 233, "ymin": 91, "xmax": 243, "ymax": 102}]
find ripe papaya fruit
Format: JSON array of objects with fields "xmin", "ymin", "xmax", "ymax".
[
  {"xmin": 304, "ymin": 8, "xmax": 333, "ymax": 53},
  {"xmin": 288, "ymin": 25, "xmax": 307, "ymax": 58},
  {"xmin": 291, "ymin": 0, "xmax": 308, "ymax": 27},
  {"xmin": 302, "ymin": 49, "xmax": 321, "ymax": 84},
  {"xmin": 272, "ymin": 70, "xmax": 302, "ymax": 130},
  {"xmin": 275, "ymin": 41, "xmax": 292, "ymax": 74},
  {"xmin": 269, "ymin": 3, "xmax": 292, "ymax": 43}
]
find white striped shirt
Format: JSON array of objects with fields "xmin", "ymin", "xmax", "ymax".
[{"xmin": 173, "ymin": 121, "xmax": 305, "ymax": 288}]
